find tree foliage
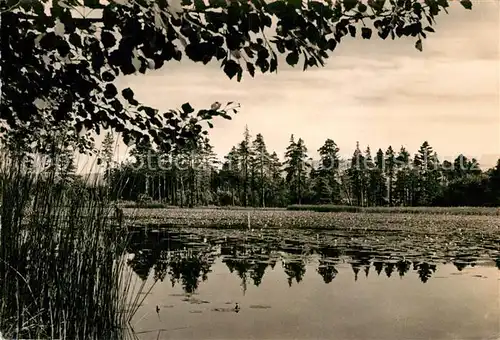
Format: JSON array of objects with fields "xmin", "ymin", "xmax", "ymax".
[{"xmin": 1, "ymin": 0, "xmax": 472, "ymax": 153}]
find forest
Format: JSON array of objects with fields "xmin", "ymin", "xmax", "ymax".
[{"xmin": 85, "ymin": 127, "xmax": 500, "ymax": 208}]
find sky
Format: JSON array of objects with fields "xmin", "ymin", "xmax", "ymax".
[{"xmin": 79, "ymin": 0, "xmax": 500, "ymax": 172}]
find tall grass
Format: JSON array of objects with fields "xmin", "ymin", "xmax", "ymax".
[{"xmin": 0, "ymin": 153, "xmax": 145, "ymax": 339}]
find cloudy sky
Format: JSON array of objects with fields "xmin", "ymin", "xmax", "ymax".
[{"xmin": 83, "ymin": 0, "xmax": 499, "ymax": 171}]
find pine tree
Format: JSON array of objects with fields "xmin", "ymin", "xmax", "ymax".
[
  {"xmin": 413, "ymin": 141, "xmax": 441, "ymax": 205},
  {"xmin": 317, "ymin": 139, "xmax": 341, "ymax": 203},
  {"xmin": 372, "ymin": 148, "xmax": 387, "ymax": 206},
  {"xmin": 129, "ymin": 140, "xmax": 155, "ymax": 200},
  {"xmin": 284, "ymin": 135, "xmax": 309, "ymax": 205},
  {"xmin": 394, "ymin": 146, "xmax": 412, "ymax": 206},
  {"xmin": 252, "ymin": 133, "xmax": 269, "ymax": 207},
  {"xmin": 385, "ymin": 146, "xmax": 396, "ymax": 206},
  {"xmin": 365, "ymin": 146, "xmax": 375, "ymax": 206},
  {"xmin": 487, "ymin": 159, "xmax": 500, "ymax": 205},
  {"xmin": 347, "ymin": 142, "xmax": 366, "ymax": 206},
  {"xmin": 200, "ymin": 138, "xmax": 219, "ymax": 205},
  {"xmin": 268, "ymin": 152, "xmax": 285, "ymax": 206},
  {"xmin": 218, "ymin": 147, "xmax": 241, "ymax": 205},
  {"xmin": 238, "ymin": 126, "xmax": 252, "ymax": 207},
  {"xmin": 312, "ymin": 175, "xmax": 332, "ymax": 204}
]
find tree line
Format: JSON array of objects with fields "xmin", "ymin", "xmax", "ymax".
[{"xmin": 101, "ymin": 127, "xmax": 500, "ymax": 208}]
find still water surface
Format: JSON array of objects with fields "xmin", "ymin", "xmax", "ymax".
[{"xmin": 126, "ymin": 228, "xmax": 500, "ymax": 340}]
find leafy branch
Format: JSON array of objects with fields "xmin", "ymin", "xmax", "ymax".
[{"xmin": 0, "ymin": 0, "xmax": 472, "ymax": 154}]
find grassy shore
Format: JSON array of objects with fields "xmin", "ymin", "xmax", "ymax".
[
  {"xmin": 121, "ymin": 202, "xmax": 500, "ymax": 216},
  {"xmin": 120, "ymin": 201, "xmax": 284, "ymax": 211},
  {"xmin": 287, "ymin": 204, "xmax": 500, "ymax": 215}
]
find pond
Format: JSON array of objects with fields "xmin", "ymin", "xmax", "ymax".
[{"xmin": 125, "ymin": 227, "xmax": 500, "ymax": 340}]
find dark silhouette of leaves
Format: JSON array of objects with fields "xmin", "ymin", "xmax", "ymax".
[
  {"xmin": 286, "ymin": 51, "xmax": 299, "ymax": 66},
  {"xmin": 460, "ymin": 0, "xmax": 473, "ymax": 10},
  {"xmin": 181, "ymin": 103, "xmax": 195, "ymax": 115},
  {"xmin": 415, "ymin": 39, "xmax": 423, "ymax": 52},
  {"xmin": 121, "ymin": 88, "xmax": 134, "ymax": 101},
  {"xmin": 361, "ymin": 27, "xmax": 372, "ymax": 39},
  {"xmin": 223, "ymin": 60, "xmax": 241, "ymax": 79},
  {"xmin": 0, "ymin": 0, "xmax": 468, "ymax": 153}
]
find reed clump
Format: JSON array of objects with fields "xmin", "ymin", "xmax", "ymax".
[{"xmin": 0, "ymin": 153, "xmax": 141, "ymax": 339}]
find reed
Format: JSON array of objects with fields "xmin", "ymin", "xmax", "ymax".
[{"xmin": 0, "ymin": 152, "xmax": 144, "ymax": 339}]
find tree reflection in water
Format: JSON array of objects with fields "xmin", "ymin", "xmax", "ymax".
[
  {"xmin": 317, "ymin": 260, "xmax": 338, "ymax": 284},
  {"xmin": 283, "ymin": 260, "xmax": 306, "ymax": 287},
  {"xmin": 125, "ymin": 228, "xmax": 499, "ymax": 295}
]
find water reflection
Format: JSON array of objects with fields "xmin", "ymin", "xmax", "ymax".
[
  {"xmin": 126, "ymin": 228, "xmax": 500, "ymax": 340},
  {"xmin": 126, "ymin": 228, "xmax": 500, "ymax": 293}
]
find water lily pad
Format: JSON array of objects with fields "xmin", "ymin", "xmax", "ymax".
[
  {"xmin": 249, "ymin": 304, "xmax": 271, "ymax": 309},
  {"xmin": 170, "ymin": 293, "xmax": 198, "ymax": 297},
  {"xmin": 212, "ymin": 307, "xmax": 237, "ymax": 312},
  {"xmin": 182, "ymin": 297, "xmax": 210, "ymax": 304}
]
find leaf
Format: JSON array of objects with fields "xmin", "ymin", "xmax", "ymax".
[
  {"xmin": 423, "ymin": 26, "xmax": 435, "ymax": 33},
  {"xmin": 223, "ymin": 60, "xmax": 240, "ymax": 80},
  {"xmin": 39, "ymin": 32, "xmax": 57, "ymax": 50},
  {"xmin": 286, "ymin": 52, "xmax": 299, "ymax": 66},
  {"xmin": 246, "ymin": 62, "xmax": 255, "ymax": 77},
  {"xmin": 181, "ymin": 103, "xmax": 195, "ymax": 114},
  {"xmin": 138, "ymin": 106, "xmax": 156, "ymax": 117},
  {"xmin": 102, "ymin": 71, "xmax": 115, "ymax": 82},
  {"xmin": 327, "ymin": 38, "xmax": 337, "ymax": 51},
  {"xmin": 194, "ymin": 0, "xmax": 206, "ymax": 9},
  {"xmin": 357, "ymin": 2, "xmax": 367, "ymax": 12},
  {"xmin": 287, "ymin": 0, "xmax": 302, "ymax": 8},
  {"xmin": 69, "ymin": 32, "xmax": 82, "ymax": 47},
  {"xmin": 121, "ymin": 88, "xmax": 134, "ymax": 101},
  {"xmin": 270, "ymin": 57, "xmax": 278, "ymax": 73},
  {"xmin": 361, "ymin": 27, "xmax": 372, "ymax": 39},
  {"xmin": 104, "ymin": 84, "xmax": 118, "ymax": 99},
  {"xmin": 378, "ymin": 28, "xmax": 390, "ymax": 40},
  {"xmin": 343, "ymin": 0, "xmax": 358, "ymax": 11},
  {"xmin": 460, "ymin": 0, "xmax": 472, "ymax": 9},
  {"xmin": 84, "ymin": 0, "xmax": 103, "ymax": 8},
  {"xmin": 101, "ymin": 31, "xmax": 116, "ymax": 48},
  {"xmin": 248, "ymin": 13, "xmax": 261, "ymax": 33},
  {"xmin": 207, "ymin": 121, "xmax": 214, "ymax": 128},
  {"xmin": 415, "ymin": 39, "xmax": 423, "ymax": 52},
  {"xmin": 276, "ymin": 40, "xmax": 285, "ymax": 53},
  {"xmin": 348, "ymin": 25, "xmax": 356, "ymax": 37}
]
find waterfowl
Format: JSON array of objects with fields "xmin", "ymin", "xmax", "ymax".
[
  {"xmin": 156, "ymin": 305, "xmax": 160, "ymax": 314},
  {"xmin": 234, "ymin": 303, "xmax": 240, "ymax": 312}
]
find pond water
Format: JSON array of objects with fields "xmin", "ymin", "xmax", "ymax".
[{"xmin": 125, "ymin": 227, "xmax": 500, "ymax": 340}]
